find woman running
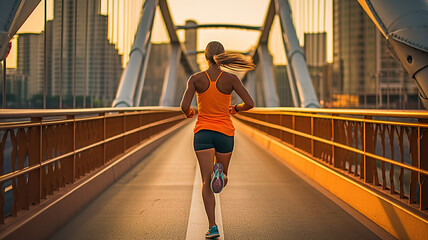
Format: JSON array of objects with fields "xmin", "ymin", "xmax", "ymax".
[{"xmin": 180, "ymin": 41, "xmax": 255, "ymax": 239}]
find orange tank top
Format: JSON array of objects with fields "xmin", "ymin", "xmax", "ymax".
[{"xmin": 194, "ymin": 71, "xmax": 235, "ymax": 136}]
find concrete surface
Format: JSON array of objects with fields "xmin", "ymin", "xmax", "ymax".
[{"xmin": 50, "ymin": 123, "xmax": 391, "ymax": 240}]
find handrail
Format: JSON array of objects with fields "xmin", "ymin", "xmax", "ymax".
[
  {"xmin": 235, "ymin": 114, "xmax": 428, "ymax": 176},
  {"xmin": 0, "ymin": 114, "xmax": 184, "ymax": 184},
  {"xmin": 0, "ymin": 107, "xmax": 187, "ymax": 224},
  {"xmin": 234, "ymin": 107, "xmax": 428, "ymax": 212},
  {"xmin": 247, "ymin": 107, "xmax": 428, "ymax": 118},
  {"xmin": 0, "ymin": 106, "xmax": 180, "ymax": 119}
]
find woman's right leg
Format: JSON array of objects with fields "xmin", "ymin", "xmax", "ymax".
[{"xmin": 195, "ymin": 148, "xmax": 216, "ymax": 228}]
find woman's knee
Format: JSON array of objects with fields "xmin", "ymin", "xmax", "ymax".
[{"xmin": 202, "ymin": 178, "xmax": 211, "ymax": 186}]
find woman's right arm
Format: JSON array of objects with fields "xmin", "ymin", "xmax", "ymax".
[{"xmin": 231, "ymin": 75, "xmax": 254, "ymax": 112}]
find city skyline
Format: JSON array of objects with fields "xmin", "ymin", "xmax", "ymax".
[
  {"xmin": 2, "ymin": 0, "xmax": 417, "ymax": 109},
  {"xmin": 7, "ymin": 0, "xmax": 123, "ymax": 108},
  {"xmin": 6, "ymin": 0, "xmax": 333, "ymax": 68}
]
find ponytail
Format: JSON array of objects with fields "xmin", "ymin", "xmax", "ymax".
[{"xmin": 213, "ymin": 52, "xmax": 255, "ymax": 71}]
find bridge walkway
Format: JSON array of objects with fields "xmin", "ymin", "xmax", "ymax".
[{"xmin": 49, "ymin": 122, "xmax": 394, "ymax": 240}]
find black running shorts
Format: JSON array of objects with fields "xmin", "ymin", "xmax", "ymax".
[{"xmin": 193, "ymin": 130, "xmax": 234, "ymax": 153}]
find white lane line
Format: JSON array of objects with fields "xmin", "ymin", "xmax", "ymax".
[
  {"xmin": 215, "ymin": 192, "xmax": 223, "ymax": 239},
  {"xmin": 186, "ymin": 165, "xmax": 224, "ymax": 240}
]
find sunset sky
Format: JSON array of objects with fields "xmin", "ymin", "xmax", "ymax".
[{"xmin": 7, "ymin": 0, "xmax": 332, "ymax": 68}]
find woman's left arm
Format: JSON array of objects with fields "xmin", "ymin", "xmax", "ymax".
[{"xmin": 180, "ymin": 75, "xmax": 196, "ymax": 118}]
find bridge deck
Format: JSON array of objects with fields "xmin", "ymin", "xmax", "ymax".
[{"xmin": 49, "ymin": 123, "xmax": 392, "ymax": 240}]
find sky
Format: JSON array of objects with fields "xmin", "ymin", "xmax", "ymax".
[{"xmin": 7, "ymin": 0, "xmax": 333, "ymax": 68}]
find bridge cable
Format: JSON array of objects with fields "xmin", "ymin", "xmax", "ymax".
[
  {"xmin": 317, "ymin": 0, "xmax": 320, "ymax": 102},
  {"xmin": 112, "ymin": 0, "xmax": 115, "ymax": 44},
  {"xmin": 300, "ymin": 0, "xmax": 303, "ymax": 43},
  {"xmin": 2, "ymin": 58, "xmax": 5, "ymax": 108},
  {"xmin": 127, "ymin": 0, "xmax": 131, "ymax": 65},
  {"xmin": 60, "ymin": 0, "xmax": 64, "ymax": 108},
  {"xmin": 117, "ymin": 0, "xmax": 120, "ymax": 57},
  {"xmin": 324, "ymin": 0, "xmax": 331, "ymax": 105},
  {"xmin": 43, "ymin": 0, "xmax": 47, "ymax": 109},
  {"xmin": 303, "ymin": 0, "xmax": 306, "ymax": 48},
  {"xmin": 312, "ymin": 0, "xmax": 315, "ymax": 101},
  {"xmin": 73, "ymin": 0, "xmax": 77, "ymax": 108},
  {"xmin": 124, "ymin": 0, "xmax": 127, "ymax": 65},
  {"xmin": 84, "ymin": 0, "xmax": 89, "ymax": 108},
  {"xmin": 107, "ymin": 0, "xmax": 110, "ymax": 43}
]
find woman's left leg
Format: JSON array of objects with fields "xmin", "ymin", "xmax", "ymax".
[{"xmin": 195, "ymin": 148, "xmax": 217, "ymax": 228}]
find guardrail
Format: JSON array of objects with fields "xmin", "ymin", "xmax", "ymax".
[
  {"xmin": 234, "ymin": 108, "xmax": 428, "ymax": 212},
  {"xmin": 0, "ymin": 107, "xmax": 186, "ymax": 223}
]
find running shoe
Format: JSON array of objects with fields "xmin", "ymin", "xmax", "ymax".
[
  {"xmin": 205, "ymin": 225, "xmax": 220, "ymax": 239},
  {"xmin": 211, "ymin": 162, "xmax": 224, "ymax": 194}
]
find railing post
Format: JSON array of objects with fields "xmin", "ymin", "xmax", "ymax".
[
  {"xmin": 292, "ymin": 115, "xmax": 295, "ymax": 146},
  {"xmin": 362, "ymin": 116, "xmax": 366, "ymax": 181},
  {"xmin": 32, "ymin": 117, "xmax": 43, "ymax": 202},
  {"xmin": 139, "ymin": 111, "xmax": 143, "ymax": 142},
  {"xmin": 311, "ymin": 114, "xmax": 314, "ymax": 156},
  {"xmin": 279, "ymin": 114, "xmax": 283, "ymax": 142},
  {"xmin": 30, "ymin": 117, "xmax": 42, "ymax": 210},
  {"xmin": 66, "ymin": 115, "xmax": 76, "ymax": 183},
  {"xmin": 409, "ymin": 127, "xmax": 418, "ymax": 204},
  {"xmin": 99, "ymin": 113, "xmax": 106, "ymax": 165},
  {"xmin": 364, "ymin": 116, "xmax": 375, "ymax": 184},
  {"xmin": 121, "ymin": 111, "xmax": 126, "ymax": 153},
  {"xmin": 419, "ymin": 119, "xmax": 428, "ymax": 210},
  {"xmin": 331, "ymin": 115, "xmax": 335, "ymax": 166}
]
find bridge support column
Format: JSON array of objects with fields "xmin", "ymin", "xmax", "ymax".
[
  {"xmin": 275, "ymin": 0, "xmax": 319, "ymax": 108},
  {"xmin": 245, "ymin": 70, "xmax": 257, "ymax": 104},
  {"xmin": 133, "ymin": 40, "xmax": 153, "ymax": 107},
  {"xmin": 284, "ymin": 55, "xmax": 301, "ymax": 107},
  {"xmin": 258, "ymin": 44, "xmax": 279, "ymax": 107},
  {"xmin": 160, "ymin": 43, "xmax": 181, "ymax": 106},
  {"xmin": 112, "ymin": 0, "xmax": 158, "ymax": 107}
]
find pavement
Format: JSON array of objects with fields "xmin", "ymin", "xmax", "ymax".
[{"xmin": 50, "ymin": 122, "xmax": 393, "ymax": 240}]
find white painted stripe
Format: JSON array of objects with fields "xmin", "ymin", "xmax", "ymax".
[
  {"xmin": 215, "ymin": 192, "xmax": 224, "ymax": 239},
  {"xmin": 186, "ymin": 165, "xmax": 224, "ymax": 240}
]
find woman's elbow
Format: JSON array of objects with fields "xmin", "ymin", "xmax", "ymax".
[
  {"xmin": 247, "ymin": 100, "xmax": 255, "ymax": 109},
  {"xmin": 181, "ymin": 101, "xmax": 190, "ymax": 113}
]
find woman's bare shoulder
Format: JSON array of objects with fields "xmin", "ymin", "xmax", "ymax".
[
  {"xmin": 221, "ymin": 71, "xmax": 240, "ymax": 83},
  {"xmin": 190, "ymin": 71, "xmax": 206, "ymax": 81}
]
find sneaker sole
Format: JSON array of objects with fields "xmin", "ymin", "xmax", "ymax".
[
  {"xmin": 206, "ymin": 233, "xmax": 220, "ymax": 239},
  {"xmin": 211, "ymin": 163, "xmax": 224, "ymax": 193}
]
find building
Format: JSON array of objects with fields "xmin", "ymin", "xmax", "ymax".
[
  {"xmin": 17, "ymin": 33, "xmax": 44, "ymax": 101},
  {"xmin": 14, "ymin": 0, "xmax": 123, "ymax": 108},
  {"xmin": 377, "ymin": 32, "xmax": 419, "ymax": 109},
  {"xmin": 274, "ymin": 65, "xmax": 293, "ymax": 107},
  {"xmin": 184, "ymin": 20, "xmax": 198, "ymax": 68},
  {"xmin": 47, "ymin": 0, "xmax": 122, "ymax": 107},
  {"xmin": 0, "ymin": 68, "xmax": 26, "ymax": 108},
  {"xmin": 304, "ymin": 32, "xmax": 327, "ymax": 103},
  {"xmin": 332, "ymin": 0, "xmax": 417, "ymax": 108},
  {"xmin": 141, "ymin": 43, "xmax": 189, "ymax": 106},
  {"xmin": 141, "ymin": 43, "xmax": 171, "ymax": 106}
]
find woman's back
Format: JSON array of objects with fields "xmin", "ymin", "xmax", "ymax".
[
  {"xmin": 193, "ymin": 69, "xmax": 236, "ymax": 95},
  {"xmin": 193, "ymin": 69, "xmax": 236, "ymax": 136}
]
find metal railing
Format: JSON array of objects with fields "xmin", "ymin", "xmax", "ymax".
[
  {"xmin": 0, "ymin": 107, "xmax": 186, "ymax": 223},
  {"xmin": 235, "ymin": 108, "xmax": 428, "ymax": 212}
]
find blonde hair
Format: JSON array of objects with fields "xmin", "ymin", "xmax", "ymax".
[{"xmin": 205, "ymin": 41, "xmax": 255, "ymax": 71}]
